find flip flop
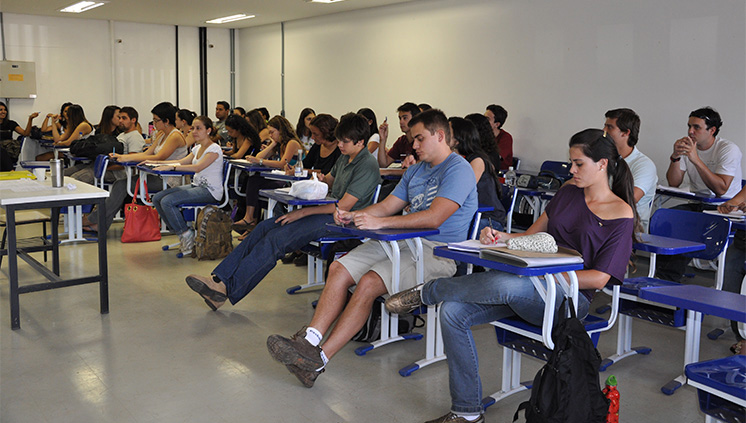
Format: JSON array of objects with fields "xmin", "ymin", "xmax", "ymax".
[{"xmin": 231, "ymin": 218, "xmax": 255, "ymax": 233}]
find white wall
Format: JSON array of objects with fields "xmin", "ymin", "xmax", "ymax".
[
  {"xmin": 1, "ymin": 13, "xmax": 232, "ymax": 130},
  {"xmin": 239, "ymin": 0, "xmax": 746, "ymax": 177},
  {"xmin": 237, "ymin": 23, "xmax": 283, "ymax": 117}
]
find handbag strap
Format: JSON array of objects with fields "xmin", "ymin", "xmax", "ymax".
[{"xmin": 131, "ymin": 177, "xmax": 153, "ymax": 205}]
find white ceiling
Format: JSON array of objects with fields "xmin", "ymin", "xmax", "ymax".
[{"xmin": 0, "ymin": 0, "xmax": 416, "ymax": 28}]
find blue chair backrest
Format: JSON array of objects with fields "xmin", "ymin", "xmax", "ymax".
[
  {"xmin": 649, "ymin": 208, "xmax": 732, "ymax": 260},
  {"xmin": 540, "ymin": 160, "xmax": 572, "ymax": 182},
  {"xmin": 93, "ymin": 154, "xmax": 109, "ymax": 180}
]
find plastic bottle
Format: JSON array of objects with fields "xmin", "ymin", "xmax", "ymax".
[
  {"xmin": 602, "ymin": 375, "xmax": 619, "ymax": 423},
  {"xmin": 504, "ymin": 166, "xmax": 517, "ymax": 187},
  {"xmin": 294, "ymin": 149, "xmax": 304, "ymax": 177}
]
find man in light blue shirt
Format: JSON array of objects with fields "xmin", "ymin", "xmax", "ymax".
[
  {"xmin": 604, "ymin": 108, "xmax": 657, "ymax": 230},
  {"xmin": 267, "ymin": 109, "xmax": 478, "ymax": 388}
]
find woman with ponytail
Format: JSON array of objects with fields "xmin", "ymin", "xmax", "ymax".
[{"xmin": 385, "ymin": 128, "xmax": 636, "ymax": 423}]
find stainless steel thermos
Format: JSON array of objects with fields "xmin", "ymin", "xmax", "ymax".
[{"xmin": 50, "ymin": 159, "xmax": 64, "ymax": 187}]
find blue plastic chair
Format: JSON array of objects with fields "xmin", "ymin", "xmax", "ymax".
[
  {"xmin": 500, "ymin": 185, "xmax": 518, "ymax": 233},
  {"xmin": 600, "ymin": 209, "xmax": 732, "ymax": 395},
  {"xmin": 685, "ymin": 355, "xmax": 745, "ymax": 423},
  {"xmin": 539, "ymin": 160, "xmax": 572, "ymax": 182}
]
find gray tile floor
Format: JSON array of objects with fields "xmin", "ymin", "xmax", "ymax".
[{"xmin": 0, "ymin": 222, "xmax": 739, "ymax": 422}]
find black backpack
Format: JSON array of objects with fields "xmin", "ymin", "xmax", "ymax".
[
  {"xmin": 70, "ymin": 134, "xmax": 124, "ymax": 160},
  {"xmin": 514, "ymin": 299, "xmax": 609, "ymax": 423},
  {"xmin": 351, "ymin": 296, "xmax": 423, "ymax": 343}
]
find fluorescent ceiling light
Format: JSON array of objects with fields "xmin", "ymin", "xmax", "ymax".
[
  {"xmin": 308, "ymin": 0, "xmax": 347, "ymax": 3},
  {"xmin": 206, "ymin": 14, "xmax": 256, "ymax": 24},
  {"xmin": 59, "ymin": 1, "xmax": 107, "ymax": 13}
]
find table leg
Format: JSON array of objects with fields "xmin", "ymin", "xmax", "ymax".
[
  {"xmin": 661, "ymin": 310, "xmax": 702, "ymax": 395},
  {"xmin": 7, "ymin": 206, "xmax": 21, "ymax": 330},
  {"xmin": 96, "ymin": 198, "xmax": 109, "ymax": 314},
  {"xmin": 51, "ymin": 207, "xmax": 60, "ymax": 275}
]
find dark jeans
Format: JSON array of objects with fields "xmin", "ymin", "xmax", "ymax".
[{"xmin": 213, "ymin": 213, "xmax": 334, "ymax": 305}]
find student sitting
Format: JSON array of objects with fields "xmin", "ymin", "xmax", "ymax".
[
  {"xmin": 231, "ymin": 115, "xmax": 304, "ymax": 240},
  {"xmin": 82, "ymin": 103, "xmax": 187, "ymax": 233},
  {"xmin": 357, "ymin": 107, "xmax": 380, "ymax": 157},
  {"xmin": 246, "ymin": 109, "xmax": 271, "ymax": 147},
  {"xmin": 385, "ymin": 129, "xmax": 636, "ymax": 423},
  {"xmin": 296, "ymin": 107, "xmax": 316, "ymax": 152},
  {"xmin": 184, "ymin": 112, "xmax": 381, "ymax": 311},
  {"xmin": 150, "ymin": 116, "xmax": 224, "ymax": 255},
  {"xmin": 302, "ymin": 114, "xmax": 341, "ymax": 175},
  {"xmin": 448, "ymin": 117, "xmax": 506, "ymax": 233},
  {"xmin": 175, "ymin": 109, "xmax": 196, "ymax": 147},
  {"xmin": 0, "ymin": 101, "xmax": 39, "ymax": 171},
  {"xmin": 280, "ymin": 113, "xmax": 342, "ymax": 265},
  {"xmin": 35, "ymin": 104, "xmax": 93, "ymax": 161},
  {"xmin": 265, "ymin": 109, "xmax": 477, "ymax": 388},
  {"xmin": 65, "ymin": 105, "xmax": 121, "ymax": 180},
  {"xmin": 224, "ymin": 114, "xmax": 262, "ymax": 159}
]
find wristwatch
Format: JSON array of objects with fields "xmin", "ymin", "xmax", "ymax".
[
  {"xmin": 259, "ymin": 158, "xmax": 263, "ymax": 166},
  {"xmin": 670, "ymin": 156, "xmax": 681, "ymax": 163}
]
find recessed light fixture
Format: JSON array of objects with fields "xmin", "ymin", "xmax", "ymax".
[
  {"xmin": 307, "ymin": 0, "xmax": 347, "ymax": 3},
  {"xmin": 59, "ymin": 1, "xmax": 107, "ymax": 13},
  {"xmin": 206, "ymin": 14, "xmax": 256, "ymax": 24}
]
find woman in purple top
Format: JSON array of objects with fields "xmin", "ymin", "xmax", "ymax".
[{"xmin": 385, "ymin": 128, "xmax": 637, "ymax": 423}]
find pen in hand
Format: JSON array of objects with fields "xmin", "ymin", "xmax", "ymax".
[{"xmin": 488, "ymin": 218, "xmax": 497, "ymax": 244}]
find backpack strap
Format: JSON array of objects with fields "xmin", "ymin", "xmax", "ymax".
[{"xmin": 513, "ymin": 401, "xmax": 529, "ymax": 422}]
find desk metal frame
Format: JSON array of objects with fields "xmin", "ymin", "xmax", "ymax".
[{"xmin": 0, "ymin": 181, "xmax": 109, "ymax": 330}]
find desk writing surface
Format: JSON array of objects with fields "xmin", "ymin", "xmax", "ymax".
[
  {"xmin": 259, "ymin": 188, "xmax": 337, "ymax": 206},
  {"xmin": 136, "ymin": 165, "xmax": 194, "ymax": 176},
  {"xmin": 656, "ymin": 187, "xmax": 729, "ymax": 204},
  {"xmin": 0, "ymin": 179, "xmax": 108, "ymax": 206},
  {"xmin": 633, "ymin": 233, "xmax": 706, "ymax": 255},
  {"xmin": 325, "ymin": 223, "xmax": 438, "ymax": 241},
  {"xmin": 639, "ymin": 285, "xmax": 746, "ymax": 322},
  {"xmin": 433, "ymin": 246, "xmax": 583, "ymax": 276}
]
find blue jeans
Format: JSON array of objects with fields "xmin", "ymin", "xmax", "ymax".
[
  {"xmin": 420, "ymin": 271, "xmax": 590, "ymax": 414},
  {"xmin": 213, "ymin": 213, "xmax": 334, "ymax": 304},
  {"xmin": 152, "ymin": 185, "xmax": 214, "ymax": 235}
]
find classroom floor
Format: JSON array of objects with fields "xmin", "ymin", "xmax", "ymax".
[{"xmin": 0, "ymin": 221, "xmax": 739, "ymax": 423}]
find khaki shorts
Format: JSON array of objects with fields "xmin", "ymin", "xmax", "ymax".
[{"xmin": 337, "ymin": 238, "xmax": 456, "ymax": 295}]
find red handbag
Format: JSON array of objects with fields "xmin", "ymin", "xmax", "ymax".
[{"xmin": 121, "ymin": 179, "xmax": 161, "ymax": 243}]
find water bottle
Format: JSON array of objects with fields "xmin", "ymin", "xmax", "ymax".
[
  {"xmin": 505, "ymin": 166, "xmax": 517, "ymax": 187},
  {"xmin": 294, "ymin": 149, "xmax": 304, "ymax": 177}
]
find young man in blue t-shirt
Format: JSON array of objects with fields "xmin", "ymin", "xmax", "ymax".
[{"xmin": 267, "ymin": 109, "xmax": 478, "ymax": 388}]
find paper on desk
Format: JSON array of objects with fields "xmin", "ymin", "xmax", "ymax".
[
  {"xmin": 704, "ymin": 209, "xmax": 746, "ymax": 220},
  {"xmin": 447, "ymin": 239, "xmax": 506, "ymax": 252},
  {"xmin": 270, "ymin": 170, "xmax": 286, "ymax": 175},
  {"xmin": 657, "ymin": 184, "xmax": 695, "ymax": 196},
  {"xmin": 275, "ymin": 187, "xmax": 292, "ymax": 193},
  {"xmin": 479, "ymin": 246, "xmax": 584, "ymax": 267},
  {"xmin": 0, "ymin": 179, "xmax": 49, "ymax": 192}
]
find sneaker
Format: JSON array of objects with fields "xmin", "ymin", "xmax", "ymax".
[
  {"xmin": 285, "ymin": 364, "xmax": 323, "ymax": 388},
  {"xmin": 384, "ymin": 284, "xmax": 424, "ymax": 315},
  {"xmin": 267, "ymin": 328, "xmax": 324, "ymax": 371},
  {"xmin": 425, "ymin": 412, "xmax": 484, "ymax": 423},
  {"xmin": 179, "ymin": 229, "xmax": 195, "ymax": 255}
]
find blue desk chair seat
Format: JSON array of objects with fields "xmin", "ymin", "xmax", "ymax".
[
  {"xmin": 484, "ymin": 283, "xmax": 621, "ymax": 408},
  {"xmin": 162, "ymin": 161, "xmax": 232, "ymax": 258},
  {"xmin": 600, "ymin": 209, "xmax": 732, "ymax": 395},
  {"xmin": 685, "ymin": 355, "xmax": 745, "ymax": 423}
]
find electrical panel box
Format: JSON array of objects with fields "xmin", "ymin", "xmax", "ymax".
[{"xmin": 0, "ymin": 61, "xmax": 37, "ymax": 98}]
